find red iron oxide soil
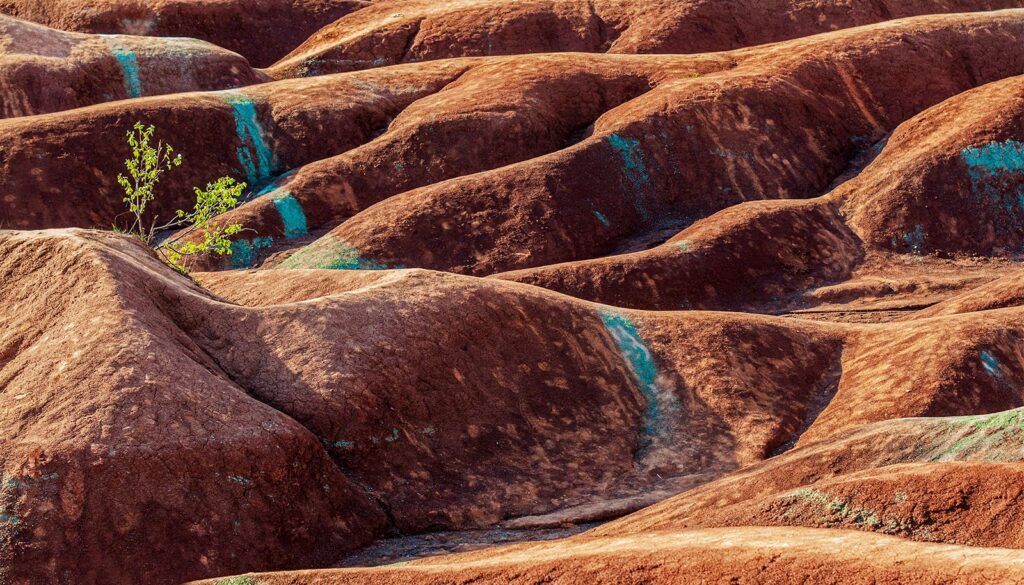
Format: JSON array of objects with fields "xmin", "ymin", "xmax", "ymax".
[
  {"xmin": 189, "ymin": 528, "xmax": 1024, "ymax": 585},
  {"xmin": 10, "ymin": 10, "xmax": 1024, "ymax": 271},
  {"xmin": 214, "ymin": 10, "xmax": 1024, "ymax": 277},
  {"xmin": 0, "ymin": 0, "xmax": 367, "ymax": 67},
  {"xmin": 0, "ymin": 15, "xmax": 266, "ymax": 118},
  {"xmin": 6, "ymin": 227, "xmax": 1024, "ymax": 582},
  {"xmin": 268, "ymin": 0, "xmax": 1024, "ymax": 78},
  {"xmin": 5, "ymin": 3, "xmax": 1024, "ymax": 585}
]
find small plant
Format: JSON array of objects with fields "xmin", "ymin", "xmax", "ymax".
[
  {"xmin": 156, "ymin": 177, "xmax": 247, "ymax": 272},
  {"xmin": 118, "ymin": 122, "xmax": 182, "ymax": 242},
  {"xmin": 116, "ymin": 122, "xmax": 247, "ymax": 272}
]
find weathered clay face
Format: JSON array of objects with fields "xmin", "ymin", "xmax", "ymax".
[{"xmin": 7, "ymin": 2, "xmax": 1024, "ymax": 585}]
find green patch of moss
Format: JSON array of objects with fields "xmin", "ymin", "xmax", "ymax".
[
  {"xmin": 929, "ymin": 408, "xmax": 1024, "ymax": 462},
  {"xmin": 784, "ymin": 488, "xmax": 882, "ymax": 528},
  {"xmin": 216, "ymin": 576, "xmax": 259, "ymax": 585}
]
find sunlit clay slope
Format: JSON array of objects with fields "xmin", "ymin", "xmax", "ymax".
[
  {"xmin": 190, "ymin": 528, "xmax": 1024, "ymax": 584},
  {"xmin": 6, "ymin": 227, "xmax": 1024, "ymax": 582},
  {"xmin": 0, "ymin": 15, "xmax": 266, "ymax": 118},
  {"xmin": 7, "ymin": 3, "xmax": 1024, "ymax": 585},
  {"xmin": 499, "ymin": 71, "xmax": 1024, "ymax": 313},
  {"xmin": 0, "ymin": 0, "xmax": 367, "ymax": 67},
  {"xmin": 132, "ymin": 11, "xmax": 1024, "ymax": 274},
  {"xmin": 268, "ymin": 0, "xmax": 1024, "ymax": 78}
]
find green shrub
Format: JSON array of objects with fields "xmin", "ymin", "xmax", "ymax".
[{"xmin": 116, "ymin": 122, "xmax": 247, "ymax": 272}]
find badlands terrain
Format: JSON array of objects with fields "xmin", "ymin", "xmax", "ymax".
[{"xmin": 6, "ymin": 0, "xmax": 1024, "ymax": 583}]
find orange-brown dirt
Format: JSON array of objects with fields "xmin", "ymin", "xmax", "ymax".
[
  {"xmin": 6, "ymin": 2, "xmax": 1024, "ymax": 585},
  {"xmin": 0, "ymin": 15, "xmax": 266, "ymax": 118},
  {"xmin": 268, "ymin": 0, "xmax": 1024, "ymax": 78},
  {"xmin": 0, "ymin": 0, "xmax": 367, "ymax": 67}
]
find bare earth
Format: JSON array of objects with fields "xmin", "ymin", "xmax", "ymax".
[{"xmin": 4, "ymin": 1, "xmax": 1024, "ymax": 584}]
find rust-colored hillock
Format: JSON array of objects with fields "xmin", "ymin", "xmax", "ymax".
[
  {"xmin": 268, "ymin": 0, "xmax": 1024, "ymax": 78},
  {"xmin": 0, "ymin": 0, "xmax": 366, "ymax": 67},
  {"xmin": 8, "ymin": 3, "xmax": 1024, "ymax": 585}
]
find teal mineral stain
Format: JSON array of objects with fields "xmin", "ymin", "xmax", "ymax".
[
  {"xmin": 0, "ymin": 514, "xmax": 20, "ymax": 525},
  {"xmin": 103, "ymin": 37, "xmax": 143, "ymax": 98},
  {"xmin": 229, "ymin": 236, "xmax": 273, "ymax": 268},
  {"xmin": 599, "ymin": 310, "xmax": 670, "ymax": 451},
  {"xmin": 593, "ymin": 210, "xmax": 610, "ymax": 226},
  {"xmin": 332, "ymin": 440, "xmax": 354, "ymax": 450},
  {"xmin": 279, "ymin": 237, "xmax": 389, "ymax": 270},
  {"xmin": 253, "ymin": 170, "xmax": 297, "ymax": 199},
  {"xmin": 384, "ymin": 428, "xmax": 400, "ymax": 443},
  {"xmin": 981, "ymin": 350, "xmax": 1002, "ymax": 378},
  {"xmin": 607, "ymin": 133, "xmax": 651, "ymax": 221},
  {"xmin": 227, "ymin": 475, "xmax": 252, "ymax": 486},
  {"xmin": 224, "ymin": 94, "xmax": 276, "ymax": 186},
  {"xmin": 902, "ymin": 224, "xmax": 925, "ymax": 255},
  {"xmin": 961, "ymin": 141, "xmax": 1024, "ymax": 228},
  {"xmin": 962, "ymin": 140, "xmax": 1024, "ymax": 173},
  {"xmin": 272, "ymin": 192, "xmax": 309, "ymax": 239}
]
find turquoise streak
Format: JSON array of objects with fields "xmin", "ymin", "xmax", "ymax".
[
  {"xmin": 607, "ymin": 133, "xmax": 651, "ymax": 221},
  {"xmin": 225, "ymin": 94, "xmax": 276, "ymax": 186},
  {"xmin": 600, "ymin": 310, "xmax": 668, "ymax": 450},
  {"xmin": 962, "ymin": 141, "xmax": 1024, "ymax": 173},
  {"xmin": 960, "ymin": 140, "xmax": 1024, "ymax": 230},
  {"xmin": 103, "ymin": 37, "xmax": 142, "ymax": 98},
  {"xmin": 272, "ymin": 192, "xmax": 309, "ymax": 239},
  {"xmin": 229, "ymin": 236, "xmax": 273, "ymax": 269},
  {"xmin": 981, "ymin": 350, "xmax": 1002, "ymax": 378}
]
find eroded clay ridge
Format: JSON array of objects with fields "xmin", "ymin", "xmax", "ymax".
[
  {"xmin": 191, "ymin": 528, "xmax": 1024, "ymax": 584},
  {"xmin": 256, "ymin": 9, "xmax": 1024, "ymax": 278},
  {"xmin": 498, "ymin": 71, "xmax": 1024, "ymax": 313},
  {"xmin": 0, "ymin": 0, "xmax": 368, "ymax": 67},
  {"xmin": 6, "ymin": 4, "xmax": 1024, "ymax": 585},
  {"xmin": 268, "ymin": 0, "xmax": 1024, "ymax": 77},
  {"xmin": 4, "ymin": 228, "xmax": 1024, "ymax": 582},
  {"xmin": 0, "ymin": 15, "xmax": 266, "ymax": 118},
  {"xmin": 189, "ymin": 329, "xmax": 1024, "ymax": 583},
  {"xmin": 5, "ymin": 11, "xmax": 1024, "ymax": 264}
]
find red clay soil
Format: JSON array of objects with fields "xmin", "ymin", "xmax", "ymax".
[
  {"xmin": 7, "ymin": 228, "xmax": 1024, "ymax": 582},
  {"xmin": 189, "ymin": 527, "xmax": 1024, "ymax": 584},
  {"xmin": 223, "ymin": 407, "xmax": 1024, "ymax": 583},
  {"xmin": 268, "ymin": 0, "xmax": 1024, "ymax": 78},
  {"xmin": 0, "ymin": 0, "xmax": 367, "ymax": 67},
  {"xmin": 498, "ymin": 72, "xmax": 1024, "ymax": 313},
  {"xmin": 9, "ymin": 4, "xmax": 1024, "ymax": 585},
  {"xmin": 0, "ymin": 59, "xmax": 472, "ymax": 229},
  {"xmin": 172, "ymin": 10, "xmax": 1024, "ymax": 272},
  {"xmin": 912, "ymin": 271, "xmax": 1024, "ymax": 318},
  {"xmin": 594, "ymin": 410, "xmax": 1024, "ymax": 544},
  {"xmin": 0, "ymin": 229, "xmax": 828, "ymax": 582},
  {"xmin": 8, "ymin": 12, "xmax": 1024, "ymax": 264},
  {"xmin": 0, "ymin": 15, "xmax": 266, "ymax": 118}
]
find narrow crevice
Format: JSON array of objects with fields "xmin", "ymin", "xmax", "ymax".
[
  {"xmin": 168, "ymin": 313, "xmax": 393, "ymax": 533},
  {"xmin": 398, "ymin": 19, "xmax": 425, "ymax": 64},
  {"xmin": 770, "ymin": 355, "xmax": 844, "ymax": 457},
  {"xmin": 563, "ymin": 122, "xmax": 596, "ymax": 148},
  {"xmin": 587, "ymin": 0, "xmax": 622, "ymax": 52},
  {"xmin": 823, "ymin": 133, "xmax": 891, "ymax": 194}
]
